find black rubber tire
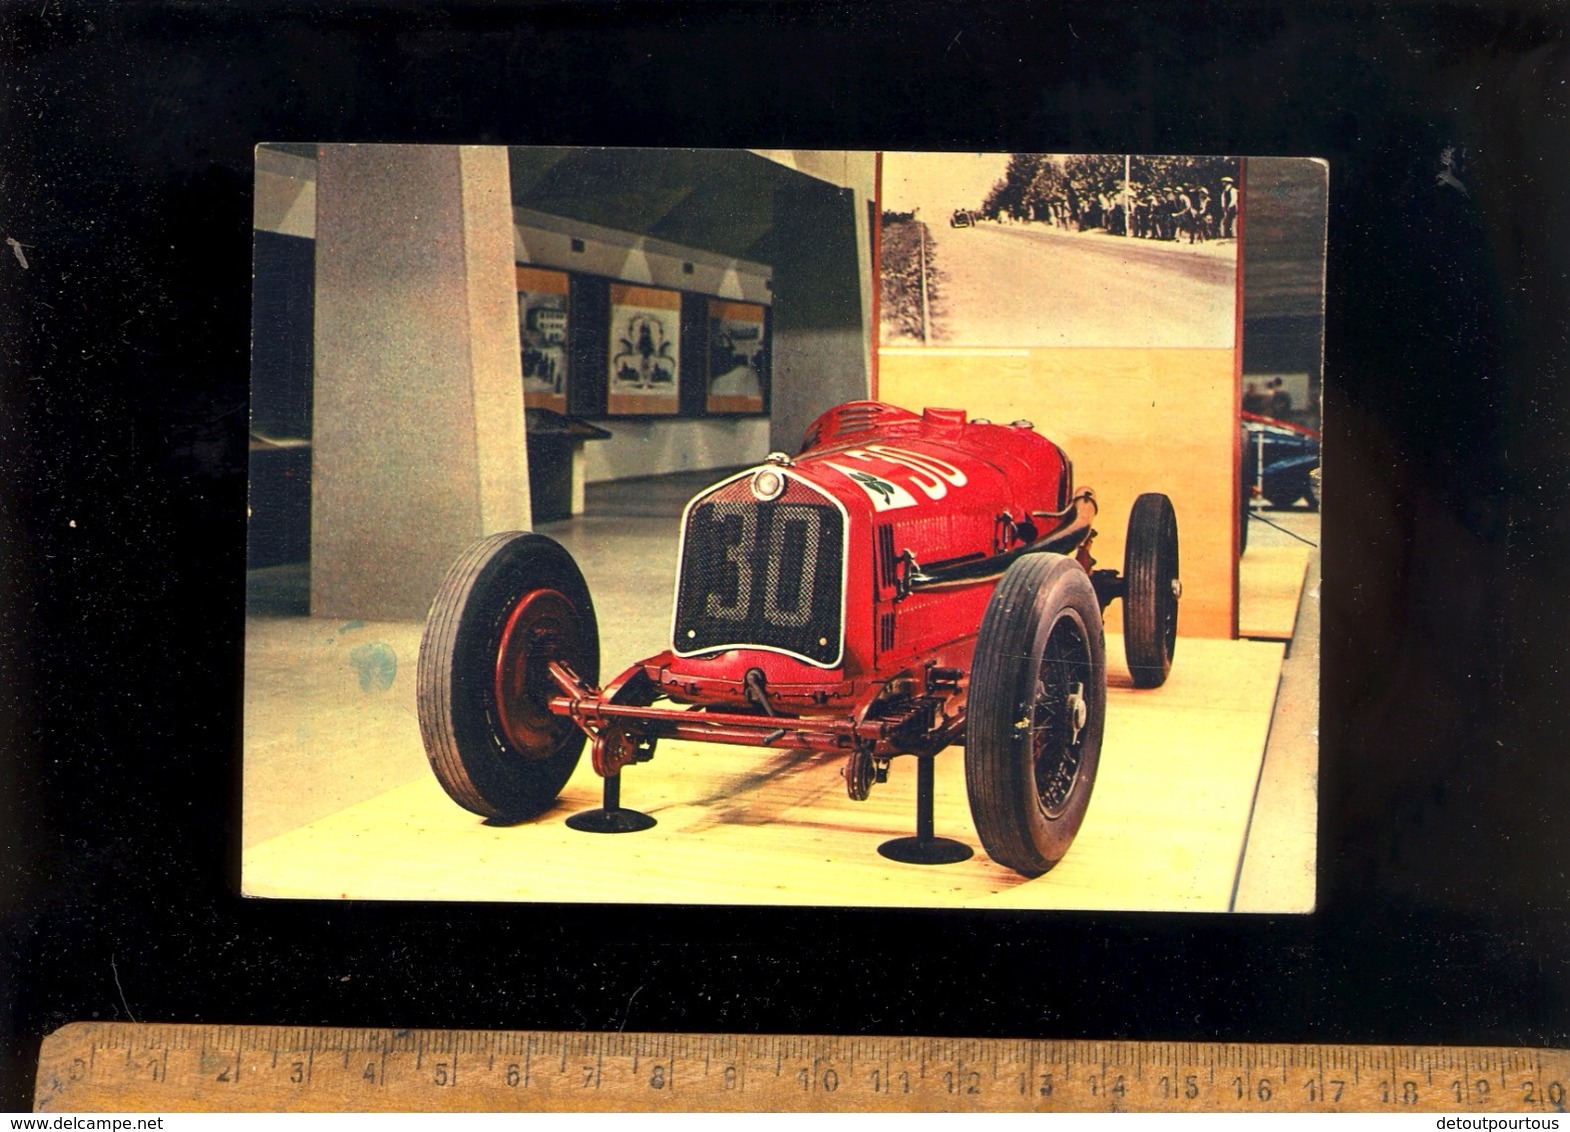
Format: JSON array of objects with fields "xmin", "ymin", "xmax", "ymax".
[
  {"xmin": 1266, "ymin": 474, "xmax": 1317, "ymax": 511},
  {"xmin": 965, "ymin": 553, "xmax": 1107, "ymax": 877},
  {"xmin": 1123, "ymin": 492, "xmax": 1180, "ymax": 689},
  {"xmin": 417, "ymin": 531, "xmax": 599, "ymax": 821}
]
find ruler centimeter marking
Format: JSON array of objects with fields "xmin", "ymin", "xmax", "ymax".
[{"xmin": 31, "ymin": 1023, "xmax": 1570, "ymax": 1113}]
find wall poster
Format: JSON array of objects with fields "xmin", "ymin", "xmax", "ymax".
[
  {"xmin": 606, "ymin": 283, "xmax": 682, "ymax": 415},
  {"xmin": 706, "ymin": 299, "xmax": 767, "ymax": 414},
  {"xmin": 516, "ymin": 265, "xmax": 570, "ymax": 413},
  {"xmin": 514, "ymin": 263, "xmax": 571, "ymax": 411}
]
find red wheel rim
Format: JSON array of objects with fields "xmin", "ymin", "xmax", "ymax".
[{"xmin": 492, "ymin": 588, "xmax": 584, "ymax": 758}]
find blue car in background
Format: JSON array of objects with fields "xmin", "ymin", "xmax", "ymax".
[{"xmin": 1242, "ymin": 412, "xmax": 1320, "ymax": 511}]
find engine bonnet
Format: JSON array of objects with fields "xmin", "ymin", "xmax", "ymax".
[
  {"xmin": 790, "ymin": 402, "xmax": 1071, "ymax": 526},
  {"xmin": 668, "ymin": 402, "xmax": 1073, "ymax": 672}
]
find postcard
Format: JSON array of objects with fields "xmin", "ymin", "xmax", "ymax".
[{"xmin": 244, "ymin": 145, "xmax": 1325, "ymax": 913}]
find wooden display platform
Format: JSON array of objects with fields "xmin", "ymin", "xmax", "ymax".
[
  {"xmin": 243, "ymin": 634, "xmax": 1294, "ymax": 912},
  {"xmin": 1239, "ymin": 541, "xmax": 1313, "ymax": 640}
]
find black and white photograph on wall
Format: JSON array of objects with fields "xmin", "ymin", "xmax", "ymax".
[
  {"xmin": 606, "ymin": 283, "xmax": 682, "ymax": 415},
  {"xmin": 706, "ymin": 299, "xmax": 767, "ymax": 414},
  {"xmin": 516, "ymin": 265, "xmax": 570, "ymax": 413},
  {"xmin": 880, "ymin": 152, "xmax": 1241, "ymax": 349}
]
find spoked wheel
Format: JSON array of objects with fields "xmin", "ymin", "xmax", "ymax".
[
  {"xmin": 417, "ymin": 531, "xmax": 599, "ymax": 821},
  {"xmin": 1123, "ymin": 492, "xmax": 1180, "ymax": 689},
  {"xmin": 966, "ymin": 553, "xmax": 1106, "ymax": 877}
]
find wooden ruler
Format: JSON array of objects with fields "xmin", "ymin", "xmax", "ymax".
[{"xmin": 32, "ymin": 1023, "xmax": 1570, "ymax": 1113}]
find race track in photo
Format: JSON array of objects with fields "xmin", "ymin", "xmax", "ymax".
[{"xmin": 923, "ymin": 223, "xmax": 1237, "ymax": 349}]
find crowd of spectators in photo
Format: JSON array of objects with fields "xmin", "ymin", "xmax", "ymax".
[
  {"xmin": 977, "ymin": 154, "xmax": 1241, "ymax": 245},
  {"xmin": 1243, "ymin": 378, "xmax": 1295, "ymax": 420},
  {"xmin": 1072, "ymin": 178, "xmax": 1239, "ymax": 242}
]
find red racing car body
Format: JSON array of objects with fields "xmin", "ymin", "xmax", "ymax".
[{"xmin": 417, "ymin": 401, "xmax": 1180, "ymax": 876}]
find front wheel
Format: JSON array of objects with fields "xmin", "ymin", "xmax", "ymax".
[
  {"xmin": 417, "ymin": 531, "xmax": 599, "ymax": 821},
  {"xmin": 1123, "ymin": 493, "xmax": 1180, "ymax": 688},
  {"xmin": 965, "ymin": 553, "xmax": 1107, "ymax": 877}
]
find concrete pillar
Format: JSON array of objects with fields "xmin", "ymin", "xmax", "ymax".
[{"xmin": 311, "ymin": 144, "xmax": 529, "ymax": 621}]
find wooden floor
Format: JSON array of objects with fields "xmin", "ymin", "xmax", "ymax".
[
  {"xmin": 243, "ymin": 633, "xmax": 1287, "ymax": 911},
  {"xmin": 1238, "ymin": 539, "xmax": 1312, "ymax": 641}
]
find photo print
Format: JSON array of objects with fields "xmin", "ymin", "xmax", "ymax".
[
  {"xmin": 516, "ymin": 265, "xmax": 570, "ymax": 413},
  {"xmin": 880, "ymin": 152, "xmax": 1241, "ymax": 348},
  {"xmin": 607, "ymin": 283, "xmax": 682, "ymax": 415},
  {"xmin": 706, "ymin": 299, "xmax": 767, "ymax": 414}
]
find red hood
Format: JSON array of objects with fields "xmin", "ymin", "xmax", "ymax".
[{"xmin": 790, "ymin": 401, "xmax": 1072, "ymax": 525}]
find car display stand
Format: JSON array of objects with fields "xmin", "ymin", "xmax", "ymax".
[
  {"xmin": 565, "ymin": 771, "xmax": 657, "ymax": 834},
  {"xmin": 876, "ymin": 753, "xmax": 974, "ymax": 865}
]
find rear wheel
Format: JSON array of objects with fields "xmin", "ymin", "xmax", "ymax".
[
  {"xmin": 417, "ymin": 532, "xmax": 599, "ymax": 821},
  {"xmin": 966, "ymin": 553, "xmax": 1106, "ymax": 877},
  {"xmin": 1123, "ymin": 493, "xmax": 1180, "ymax": 689},
  {"xmin": 1266, "ymin": 474, "xmax": 1315, "ymax": 511}
]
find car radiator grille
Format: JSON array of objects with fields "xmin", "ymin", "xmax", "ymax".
[{"xmin": 674, "ymin": 481, "xmax": 845, "ymax": 666}]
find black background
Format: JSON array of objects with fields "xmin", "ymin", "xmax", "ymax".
[{"xmin": 3, "ymin": 0, "xmax": 1569, "ymax": 1112}]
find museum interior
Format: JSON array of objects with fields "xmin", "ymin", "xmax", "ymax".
[{"xmin": 244, "ymin": 145, "xmax": 1323, "ymax": 912}]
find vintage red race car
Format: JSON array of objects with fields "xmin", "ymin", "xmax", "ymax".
[{"xmin": 417, "ymin": 401, "xmax": 1180, "ymax": 877}]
